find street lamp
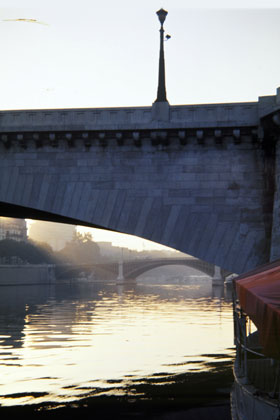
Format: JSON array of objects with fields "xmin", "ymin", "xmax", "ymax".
[
  {"xmin": 156, "ymin": 8, "xmax": 168, "ymax": 26},
  {"xmin": 155, "ymin": 8, "xmax": 168, "ymax": 103}
]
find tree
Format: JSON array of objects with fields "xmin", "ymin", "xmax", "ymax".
[
  {"xmin": 58, "ymin": 232, "xmax": 101, "ymax": 264},
  {"xmin": 0, "ymin": 239, "xmax": 57, "ymax": 264}
]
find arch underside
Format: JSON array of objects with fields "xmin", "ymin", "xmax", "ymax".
[
  {"xmin": 0, "ymin": 201, "xmax": 113, "ymax": 231},
  {"xmin": 1, "ymin": 203, "xmax": 213, "ymax": 278},
  {"xmin": 0, "ymin": 193, "xmax": 269, "ymax": 276}
]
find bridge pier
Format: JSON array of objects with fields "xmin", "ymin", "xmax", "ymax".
[
  {"xmin": 212, "ymin": 265, "xmax": 224, "ymax": 286},
  {"xmin": 116, "ymin": 260, "xmax": 124, "ymax": 285},
  {"xmin": 116, "ymin": 260, "xmax": 136, "ymax": 285},
  {"xmin": 270, "ymin": 138, "xmax": 280, "ymax": 262}
]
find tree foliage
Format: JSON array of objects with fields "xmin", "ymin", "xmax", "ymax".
[
  {"xmin": 57, "ymin": 231, "xmax": 101, "ymax": 264},
  {"xmin": 0, "ymin": 239, "xmax": 57, "ymax": 264},
  {"xmin": 0, "ymin": 232, "xmax": 101, "ymax": 266}
]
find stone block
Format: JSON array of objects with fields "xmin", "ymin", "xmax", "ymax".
[
  {"xmin": 168, "ymin": 189, "xmax": 191, "ymax": 197},
  {"xmin": 161, "ymin": 205, "xmax": 181, "ymax": 244},
  {"xmin": 126, "ymin": 197, "xmax": 148, "ymax": 233},
  {"xmin": 76, "ymin": 183, "xmax": 92, "ymax": 220},
  {"xmin": 15, "ymin": 160, "xmax": 25, "ymax": 167},
  {"xmin": 190, "ymin": 204, "xmax": 213, "ymax": 213},
  {"xmin": 5, "ymin": 168, "xmax": 20, "ymax": 203},
  {"xmin": 241, "ymin": 208, "xmax": 263, "ymax": 223},
  {"xmin": 107, "ymin": 190, "xmax": 127, "ymax": 230},
  {"xmin": 169, "ymin": 173, "xmax": 197, "ymax": 181},
  {"xmin": 52, "ymin": 181, "xmax": 67, "ymax": 214},
  {"xmin": 37, "ymin": 174, "xmax": 53, "ymax": 209},
  {"xmin": 196, "ymin": 173, "xmax": 220, "ymax": 181},
  {"xmin": 26, "ymin": 159, "xmax": 50, "ymax": 167},
  {"xmin": 164, "ymin": 197, "xmax": 195, "ymax": 206},
  {"xmin": 195, "ymin": 197, "xmax": 213, "ymax": 205},
  {"xmin": 20, "ymin": 174, "xmax": 34, "ymax": 207},
  {"xmin": 92, "ymin": 190, "xmax": 110, "ymax": 225},
  {"xmin": 182, "ymin": 165, "xmax": 203, "ymax": 173},
  {"xmin": 196, "ymin": 214, "xmax": 218, "ymax": 260}
]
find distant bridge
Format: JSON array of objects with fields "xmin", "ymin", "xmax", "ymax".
[{"xmin": 56, "ymin": 257, "xmax": 224, "ymax": 282}]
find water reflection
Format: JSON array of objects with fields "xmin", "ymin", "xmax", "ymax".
[{"xmin": 0, "ymin": 277, "xmax": 234, "ymax": 407}]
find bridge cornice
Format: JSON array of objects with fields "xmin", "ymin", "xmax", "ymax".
[
  {"xmin": 0, "ymin": 126, "xmax": 259, "ymax": 149},
  {"xmin": 0, "ymin": 101, "xmax": 266, "ymax": 149},
  {"xmin": 0, "ymin": 101, "xmax": 259, "ymax": 133}
]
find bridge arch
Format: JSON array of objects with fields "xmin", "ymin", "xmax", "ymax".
[
  {"xmin": 55, "ymin": 259, "xmax": 218, "ymax": 281},
  {"xmin": 0, "ymin": 97, "xmax": 278, "ymax": 275},
  {"xmin": 123, "ymin": 259, "xmax": 214, "ymax": 279}
]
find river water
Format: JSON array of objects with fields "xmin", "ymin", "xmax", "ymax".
[{"xmin": 0, "ymin": 273, "xmax": 234, "ymax": 413}]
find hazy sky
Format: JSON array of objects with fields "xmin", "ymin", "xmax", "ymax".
[
  {"xmin": 1, "ymin": 0, "xmax": 280, "ymax": 110},
  {"xmin": 77, "ymin": 225, "xmax": 175, "ymax": 251},
  {"xmin": 3, "ymin": 0, "xmax": 280, "ymax": 250}
]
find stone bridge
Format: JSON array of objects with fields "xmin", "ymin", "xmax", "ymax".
[
  {"xmin": 1, "ymin": 10, "xmax": 280, "ymax": 275},
  {"xmin": 1, "ymin": 91, "xmax": 280, "ymax": 275},
  {"xmin": 56, "ymin": 257, "xmax": 219, "ymax": 281}
]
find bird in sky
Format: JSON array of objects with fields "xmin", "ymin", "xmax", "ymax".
[{"xmin": 2, "ymin": 18, "xmax": 48, "ymax": 26}]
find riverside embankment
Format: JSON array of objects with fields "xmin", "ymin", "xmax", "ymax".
[{"xmin": 0, "ymin": 264, "xmax": 55, "ymax": 285}]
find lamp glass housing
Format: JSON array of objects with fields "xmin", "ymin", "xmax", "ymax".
[{"xmin": 156, "ymin": 8, "xmax": 168, "ymax": 25}]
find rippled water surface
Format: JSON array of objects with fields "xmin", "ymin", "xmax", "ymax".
[{"xmin": 0, "ymin": 277, "xmax": 234, "ymax": 407}]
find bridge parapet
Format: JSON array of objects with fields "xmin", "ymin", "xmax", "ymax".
[
  {"xmin": 0, "ymin": 101, "xmax": 262, "ymax": 150},
  {"xmin": 0, "ymin": 102, "xmax": 259, "ymax": 133}
]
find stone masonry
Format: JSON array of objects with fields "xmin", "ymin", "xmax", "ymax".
[{"xmin": 1, "ymin": 91, "xmax": 280, "ymax": 274}]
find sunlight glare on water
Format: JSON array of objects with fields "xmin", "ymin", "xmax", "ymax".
[{"xmin": 0, "ymin": 278, "xmax": 234, "ymax": 407}]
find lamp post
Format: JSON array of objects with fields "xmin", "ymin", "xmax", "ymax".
[{"xmin": 155, "ymin": 8, "xmax": 168, "ymax": 103}]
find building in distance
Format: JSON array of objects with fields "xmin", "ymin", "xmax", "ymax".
[{"xmin": 0, "ymin": 217, "xmax": 27, "ymax": 242}]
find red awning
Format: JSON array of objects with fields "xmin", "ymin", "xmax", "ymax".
[{"xmin": 234, "ymin": 259, "xmax": 280, "ymax": 359}]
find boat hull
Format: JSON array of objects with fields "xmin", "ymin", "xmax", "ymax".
[{"xmin": 231, "ymin": 363, "xmax": 280, "ymax": 420}]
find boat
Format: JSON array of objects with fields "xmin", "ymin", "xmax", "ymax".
[
  {"xmin": 231, "ymin": 260, "xmax": 280, "ymax": 419},
  {"xmin": 225, "ymin": 272, "xmax": 238, "ymax": 285}
]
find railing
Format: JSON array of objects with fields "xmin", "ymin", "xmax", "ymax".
[
  {"xmin": 0, "ymin": 256, "xmax": 27, "ymax": 265},
  {"xmin": 233, "ymin": 286, "xmax": 280, "ymax": 399}
]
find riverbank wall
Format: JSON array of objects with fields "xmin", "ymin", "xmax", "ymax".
[{"xmin": 0, "ymin": 264, "xmax": 56, "ymax": 285}]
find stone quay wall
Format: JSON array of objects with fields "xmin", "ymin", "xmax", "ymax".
[{"xmin": 0, "ymin": 264, "xmax": 56, "ymax": 286}]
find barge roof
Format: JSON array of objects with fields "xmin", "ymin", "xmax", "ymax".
[{"xmin": 235, "ymin": 259, "xmax": 280, "ymax": 359}]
